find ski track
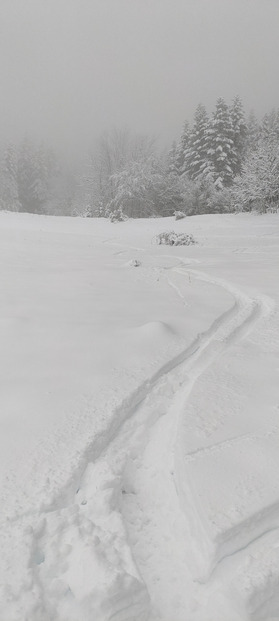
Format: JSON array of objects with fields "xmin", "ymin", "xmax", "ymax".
[
  {"xmin": 2, "ymin": 254, "xmax": 276, "ymax": 621},
  {"xmin": 119, "ymin": 264, "xmax": 275, "ymax": 620}
]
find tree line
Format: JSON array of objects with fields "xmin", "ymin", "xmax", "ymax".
[
  {"xmin": 1, "ymin": 97, "xmax": 279, "ymax": 218},
  {"xmin": 168, "ymin": 97, "xmax": 279, "ymax": 214}
]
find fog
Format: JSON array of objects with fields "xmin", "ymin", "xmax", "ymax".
[{"xmin": 1, "ymin": 0, "xmax": 279, "ymax": 154}]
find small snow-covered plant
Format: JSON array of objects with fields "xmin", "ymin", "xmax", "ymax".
[
  {"xmin": 266, "ymin": 205, "xmax": 279, "ymax": 213},
  {"xmin": 174, "ymin": 210, "xmax": 187, "ymax": 220},
  {"xmin": 154, "ymin": 231, "xmax": 196, "ymax": 246},
  {"xmin": 94, "ymin": 201, "xmax": 108, "ymax": 218},
  {"xmin": 72, "ymin": 205, "xmax": 93, "ymax": 218},
  {"xmin": 109, "ymin": 207, "xmax": 129, "ymax": 222},
  {"xmin": 128, "ymin": 259, "xmax": 141, "ymax": 267}
]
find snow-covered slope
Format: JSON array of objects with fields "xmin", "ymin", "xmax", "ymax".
[{"xmin": 0, "ymin": 211, "xmax": 278, "ymax": 620}]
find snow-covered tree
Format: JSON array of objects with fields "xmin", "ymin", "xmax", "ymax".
[
  {"xmin": 108, "ymin": 157, "xmax": 182, "ymax": 218},
  {"xmin": 17, "ymin": 139, "xmax": 57, "ymax": 214},
  {"xmin": 232, "ymin": 140, "xmax": 279, "ymax": 211},
  {"xmin": 179, "ymin": 174, "xmax": 232, "ymax": 215},
  {"xmin": 167, "ymin": 141, "xmax": 180, "ymax": 175},
  {"xmin": 84, "ymin": 129, "xmax": 156, "ymax": 213},
  {"xmin": 260, "ymin": 109, "xmax": 279, "ymax": 144},
  {"xmin": 0, "ymin": 144, "xmax": 21, "ymax": 211},
  {"xmin": 186, "ymin": 103, "xmax": 212, "ymax": 180},
  {"xmin": 230, "ymin": 96, "xmax": 247, "ymax": 175},
  {"xmin": 207, "ymin": 98, "xmax": 235, "ymax": 188},
  {"xmin": 246, "ymin": 110, "xmax": 261, "ymax": 151},
  {"xmin": 17, "ymin": 139, "xmax": 43, "ymax": 213},
  {"xmin": 175, "ymin": 121, "xmax": 191, "ymax": 175}
]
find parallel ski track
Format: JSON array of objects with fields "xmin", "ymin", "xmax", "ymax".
[
  {"xmin": 9, "ymin": 258, "xmax": 274, "ymax": 621},
  {"xmin": 118, "ymin": 262, "xmax": 273, "ymax": 620}
]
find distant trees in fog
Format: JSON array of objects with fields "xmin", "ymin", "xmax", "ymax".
[
  {"xmin": 1, "ymin": 98, "xmax": 279, "ymax": 217},
  {"xmin": 168, "ymin": 97, "xmax": 279, "ymax": 214},
  {"xmin": 76, "ymin": 129, "xmax": 160, "ymax": 217},
  {"xmin": 0, "ymin": 144, "xmax": 20, "ymax": 212},
  {"xmin": 0, "ymin": 139, "xmax": 77, "ymax": 216}
]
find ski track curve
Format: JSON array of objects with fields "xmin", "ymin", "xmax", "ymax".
[
  {"xmin": 2, "ymin": 258, "xmax": 275, "ymax": 621},
  {"xmin": 119, "ymin": 264, "xmax": 275, "ymax": 621}
]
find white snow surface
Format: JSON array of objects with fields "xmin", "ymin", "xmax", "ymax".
[{"xmin": 0, "ymin": 211, "xmax": 279, "ymax": 621}]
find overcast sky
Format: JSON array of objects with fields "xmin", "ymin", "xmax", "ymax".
[{"xmin": 0, "ymin": 0, "xmax": 279, "ymax": 153}]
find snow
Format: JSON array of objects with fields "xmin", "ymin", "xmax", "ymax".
[{"xmin": 0, "ymin": 210, "xmax": 279, "ymax": 620}]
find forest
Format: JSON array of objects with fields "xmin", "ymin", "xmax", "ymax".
[{"xmin": 1, "ymin": 96, "xmax": 279, "ymax": 219}]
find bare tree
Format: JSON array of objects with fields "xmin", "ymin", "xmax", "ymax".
[{"xmin": 80, "ymin": 128, "xmax": 156, "ymax": 215}]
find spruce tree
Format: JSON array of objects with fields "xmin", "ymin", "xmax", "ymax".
[
  {"xmin": 207, "ymin": 97, "xmax": 235, "ymax": 188},
  {"xmin": 175, "ymin": 121, "xmax": 191, "ymax": 175},
  {"xmin": 246, "ymin": 110, "xmax": 260, "ymax": 151},
  {"xmin": 230, "ymin": 96, "xmax": 247, "ymax": 175},
  {"xmin": 167, "ymin": 141, "xmax": 180, "ymax": 175},
  {"xmin": 261, "ymin": 109, "xmax": 279, "ymax": 144},
  {"xmin": 187, "ymin": 104, "xmax": 212, "ymax": 180}
]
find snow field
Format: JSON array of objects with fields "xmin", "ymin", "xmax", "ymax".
[{"xmin": 0, "ymin": 211, "xmax": 279, "ymax": 620}]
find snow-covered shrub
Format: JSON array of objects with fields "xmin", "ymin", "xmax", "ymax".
[
  {"xmin": 174, "ymin": 210, "xmax": 187, "ymax": 220},
  {"xmin": 154, "ymin": 231, "xmax": 196, "ymax": 246},
  {"xmin": 72, "ymin": 205, "xmax": 93, "ymax": 218},
  {"xmin": 128, "ymin": 259, "xmax": 141, "ymax": 267},
  {"xmin": 109, "ymin": 207, "xmax": 129, "ymax": 222}
]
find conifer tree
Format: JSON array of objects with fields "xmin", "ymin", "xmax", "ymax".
[
  {"xmin": 261, "ymin": 109, "xmax": 279, "ymax": 144},
  {"xmin": 230, "ymin": 96, "xmax": 247, "ymax": 175},
  {"xmin": 167, "ymin": 141, "xmax": 180, "ymax": 175},
  {"xmin": 186, "ymin": 104, "xmax": 212, "ymax": 180},
  {"xmin": 207, "ymin": 97, "xmax": 235, "ymax": 188},
  {"xmin": 246, "ymin": 110, "xmax": 260, "ymax": 151},
  {"xmin": 175, "ymin": 121, "xmax": 191, "ymax": 175}
]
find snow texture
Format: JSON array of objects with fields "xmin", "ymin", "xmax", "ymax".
[{"xmin": 0, "ymin": 211, "xmax": 279, "ymax": 620}]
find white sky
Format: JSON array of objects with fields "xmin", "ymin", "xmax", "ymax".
[{"xmin": 0, "ymin": 0, "xmax": 279, "ymax": 153}]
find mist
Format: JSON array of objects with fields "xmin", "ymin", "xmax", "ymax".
[{"xmin": 1, "ymin": 0, "xmax": 279, "ymax": 155}]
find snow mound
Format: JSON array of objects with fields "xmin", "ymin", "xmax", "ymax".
[
  {"xmin": 135, "ymin": 320, "xmax": 175, "ymax": 339},
  {"xmin": 126, "ymin": 258, "xmax": 142, "ymax": 267},
  {"xmin": 174, "ymin": 210, "xmax": 187, "ymax": 220}
]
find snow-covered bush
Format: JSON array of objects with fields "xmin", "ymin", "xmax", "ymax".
[
  {"xmin": 266, "ymin": 205, "xmax": 279, "ymax": 213},
  {"xmin": 154, "ymin": 231, "xmax": 196, "ymax": 246},
  {"xmin": 72, "ymin": 205, "xmax": 93, "ymax": 218},
  {"xmin": 128, "ymin": 259, "xmax": 141, "ymax": 267},
  {"xmin": 174, "ymin": 210, "xmax": 187, "ymax": 220},
  {"xmin": 109, "ymin": 207, "xmax": 128, "ymax": 222}
]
